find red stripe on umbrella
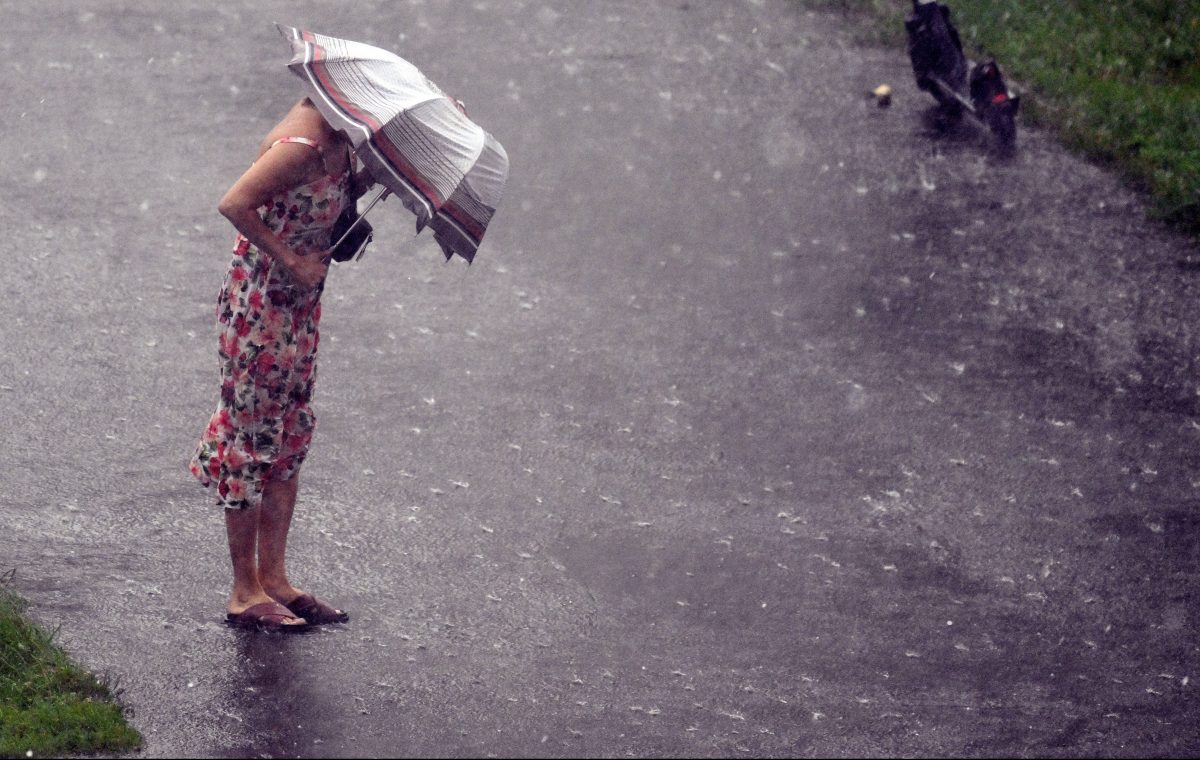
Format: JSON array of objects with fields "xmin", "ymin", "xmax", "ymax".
[
  {"xmin": 440, "ymin": 202, "xmax": 485, "ymax": 243},
  {"xmin": 369, "ymin": 132, "xmax": 444, "ymax": 209},
  {"xmin": 279, "ymin": 25, "xmax": 507, "ymax": 263},
  {"xmin": 302, "ymin": 33, "xmax": 384, "ymax": 134}
]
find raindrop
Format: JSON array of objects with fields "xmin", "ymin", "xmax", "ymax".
[{"xmin": 918, "ymin": 162, "xmax": 936, "ymax": 191}]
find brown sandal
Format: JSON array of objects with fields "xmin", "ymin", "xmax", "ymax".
[
  {"xmin": 225, "ymin": 602, "xmax": 311, "ymax": 633},
  {"xmin": 285, "ymin": 593, "xmax": 349, "ymax": 625}
]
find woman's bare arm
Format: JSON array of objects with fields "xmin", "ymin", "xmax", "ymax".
[{"xmin": 217, "ymin": 143, "xmax": 330, "ymax": 288}]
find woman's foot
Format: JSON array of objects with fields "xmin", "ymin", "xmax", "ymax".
[
  {"xmin": 283, "ymin": 592, "xmax": 350, "ymax": 625},
  {"xmin": 228, "ymin": 593, "xmax": 308, "ymax": 629},
  {"xmin": 261, "ymin": 581, "xmax": 305, "ymax": 607},
  {"xmin": 262, "ymin": 581, "xmax": 348, "ymax": 624}
]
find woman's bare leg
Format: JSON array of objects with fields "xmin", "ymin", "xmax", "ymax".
[
  {"xmin": 257, "ymin": 473, "xmax": 349, "ymax": 623},
  {"xmin": 225, "ymin": 502, "xmax": 305, "ymax": 626},
  {"xmin": 257, "ymin": 475, "xmax": 304, "ymax": 604},
  {"xmin": 226, "ymin": 506, "xmax": 268, "ymax": 610}
]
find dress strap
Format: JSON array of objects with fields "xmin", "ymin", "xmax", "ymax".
[
  {"xmin": 268, "ymin": 136, "xmax": 330, "ymax": 175},
  {"xmin": 270, "ymin": 136, "xmax": 322, "ymax": 152}
]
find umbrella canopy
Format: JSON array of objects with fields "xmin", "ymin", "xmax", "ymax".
[{"xmin": 279, "ymin": 25, "xmax": 508, "ymax": 263}]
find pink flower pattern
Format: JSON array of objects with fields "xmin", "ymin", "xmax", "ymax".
[{"xmin": 190, "ymin": 164, "xmax": 350, "ymax": 509}]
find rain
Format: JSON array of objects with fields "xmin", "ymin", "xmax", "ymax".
[{"xmin": 2, "ymin": 0, "xmax": 1200, "ymax": 758}]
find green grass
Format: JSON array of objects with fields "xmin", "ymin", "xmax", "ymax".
[
  {"xmin": 803, "ymin": 0, "xmax": 1200, "ymax": 234},
  {"xmin": 0, "ymin": 571, "xmax": 142, "ymax": 759}
]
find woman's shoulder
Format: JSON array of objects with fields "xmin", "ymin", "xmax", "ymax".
[
  {"xmin": 258, "ymin": 129, "xmax": 325, "ymax": 160},
  {"xmin": 251, "ymin": 101, "xmax": 349, "ymax": 181},
  {"xmin": 258, "ymin": 102, "xmax": 330, "ymax": 156}
]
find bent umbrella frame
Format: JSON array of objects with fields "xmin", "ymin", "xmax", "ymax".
[{"xmin": 279, "ymin": 24, "xmax": 509, "ymax": 263}]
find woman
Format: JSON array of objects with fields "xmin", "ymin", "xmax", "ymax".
[{"xmin": 190, "ymin": 97, "xmax": 372, "ymax": 632}]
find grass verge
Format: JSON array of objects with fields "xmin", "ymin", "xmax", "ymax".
[
  {"xmin": 0, "ymin": 571, "xmax": 142, "ymax": 759},
  {"xmin": 801, "ymin": 0, "xmax": 1200, "ymax": 235}
]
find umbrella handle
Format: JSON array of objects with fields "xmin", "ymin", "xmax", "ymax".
[
  {"xmin": 360, "ymin": 186, "xmax": 391, "ymax": 215},
  {"xmin": 331, "ymin": 187, "xmax": 391, "ymax": 250}
]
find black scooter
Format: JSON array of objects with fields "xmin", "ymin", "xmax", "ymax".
[{"xmin": 906, "ymin": 0, "xmax": 1020, "ymax": 147}]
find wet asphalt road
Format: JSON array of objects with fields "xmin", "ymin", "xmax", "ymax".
[{"xmin": 3, "ymin": 1, "xmax": 1200, "ymax": 757}]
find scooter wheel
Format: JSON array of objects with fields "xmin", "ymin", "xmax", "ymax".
[
  {"xmin": 934, "ymin": 101, "xmax": 964, "ymax": 131},
  {"xmin": 987, "ymin": 103, "xmax": 1018, "ymax": 148}
]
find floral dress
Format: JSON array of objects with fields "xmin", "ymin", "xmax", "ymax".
[{"xmin": 190, "ymin": 137, "xmax": 352, "ymax": 509}]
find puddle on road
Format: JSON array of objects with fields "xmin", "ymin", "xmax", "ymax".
[{"xmin": 209, "ymin": 632, "xmax": 352, "ymax": 759}]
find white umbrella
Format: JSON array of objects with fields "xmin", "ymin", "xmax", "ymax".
[{"xmin": 279, "ymin": 24, "xmax": 509, "ymax": 263}]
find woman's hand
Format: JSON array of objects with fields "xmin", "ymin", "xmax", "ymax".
[{"xmin": 279, "ymin": 250, "xmax": 330, "ymax": 289}]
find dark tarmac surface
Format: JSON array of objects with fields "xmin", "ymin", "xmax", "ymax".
[{"xmin": 3, "ymin": 1, "xmax": 1200, "ymax": 757}]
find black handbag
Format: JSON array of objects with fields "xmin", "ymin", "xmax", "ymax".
[{"xmin": 330, "ymin": 206, "xmax": 373, "ymax": 262}]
